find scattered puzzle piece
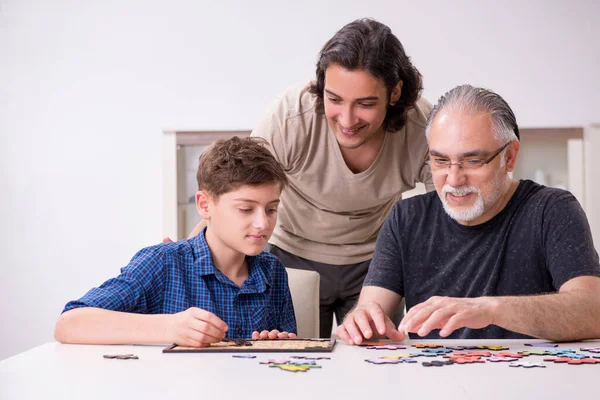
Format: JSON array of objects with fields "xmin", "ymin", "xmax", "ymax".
[
  {"xmin": 525, "ymin": 343, "xmax": 558, "ymax": 348},
  {"xmin": 445, "ymin": 355, "xmax": 485, "ymax": 364},
  {"xmin": 379, "ymin": 354, "xmax": 417, "ymax": 359},
  {"xmin": 260, "ymin": 358, "xmax": 291, "ymax": 365},
  {"xmin": 496, "ymin": 352, "xmax": 524, "ymax": 358},
  {"xmin": 357, "ymin": 341, "xmax": 387, "ymax": 347},
  {"xmin": 580, "ymin": 347, "xmax": 600, "ymax": 353},
  {"xmin": 365, "ymin": 358, "xmax": 417, "ymax": 364},
  {"xmin": 445, "ymin": 345, "xmax": 478, "ymax": 351},
  {"xmin": 408, "ymin": 352, "xmax": 438, "ymax": 358},
  {"xmin": 543, "ymin": 357, "xmax": 600, "ymax": 365},
  {"xmin": 477, "ymin": 345, "xmax": 509, "ymax": 351},
  {"xmin": 412, "ymin": 343, "xmax": 444, "ymax": 349},
  {"xmin": 509, "ymin": 361, "xmax": 546, "ymax": 368},
  {"xmin": 290, "ymin": 356, "xmax": 331, "ymax": 360},
  {"xmin": 445, "ymin": 351, "xmax": 491, "ymax": 358},
  {"xmin": 422, "ymin": 360, "xmax": 454, "ymax": 367},
  {"xmin": 366, "ymin": 344, "xmax": 407, "ymax": 350},
  {"xmin": 269, "ymin": 364, "xmax": 321, "ymax": 372},
  {"xmin": 488, "ymin": 356, "xmax": 520, "ymax": 362},
  {"xmin": 232, "ymin": 354, "xmax": 256, "ymax": 359},
  {"xmin": 103, "ymin": 354, "xmax": 138, "ymax": 360},
  {"xmin": 422, "ymin": 348, "xmax": 452, "ymax": 355}
]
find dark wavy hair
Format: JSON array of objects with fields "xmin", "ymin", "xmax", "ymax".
[
  {"xmin": 196, "ymin": 136, "xmax": 288, "ymax": 197},
  {"xmin": 308, "ymin": 18, "xmax": 423, "ymax": 132}
]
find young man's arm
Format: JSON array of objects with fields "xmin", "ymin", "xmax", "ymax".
[
  {"xmin": 336, "ymin": 286, "xmax": 406, "ymax": 344},
  {"xmin": 398, "ymin": 276, "xmax": 600, "ymax": 341},
  {"xmin": 54, "ymin": 306, "xmax": 228, "ymax": 346}
]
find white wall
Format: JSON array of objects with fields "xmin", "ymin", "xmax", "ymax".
[{"xmin": 1, "ymin": 0, "xmax": 598, "ymax": 360}]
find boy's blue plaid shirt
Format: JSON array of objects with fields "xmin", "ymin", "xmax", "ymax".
[{"xmin": 63, "ymin": 229, "xmax": 297, "ymax": 338}]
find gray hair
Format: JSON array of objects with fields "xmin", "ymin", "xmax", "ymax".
[{"xmin": 425, "ymin": 84, "xmax": 519, "ymax": 144}]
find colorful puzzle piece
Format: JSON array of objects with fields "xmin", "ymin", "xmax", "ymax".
[
  {"xmin": 422, "ymin": 348, "xmax": 452, "ymax": 355},
  {"xmin": 290, "ymin": 356, "xmax": 331, "ymax": 360},
  {"xmin": 366, "ymin": 344, "xmax": 407, "ymax": 350},
  {"xmin": 496, "ymin": 352, "xmax": 524, "ymax": 358},
  {"xmin": 525, "ymin": 343, "xmax": 558, "ymax": 348},
  {"xmin": 103, "ymin": 354, "xmax": 139, "ymax": 360},
  {"xmin": 269, "ymin": 364, "xmax": 321, "ymax": 372},
  {"xmin": 365, "ymin": 358, "xmax": 417, "ymax": 364},
  {"xmin": 422, "ymin": 360, "xmax": 454, "ymax": 367},
  {"xmin": 488, "ymin": 356, "xmax": 520, "ymax": 362},
  {"xmin": 543, "ymin": 357, "xmax": 600, "ymax": 365},
  {"xmin": 412, "ymin": 343, "xmax": 444, "ymax": 349},
  {"xmin": 445, "ymin": 345, "xmax": 478, "ymax": 351},
  {"xmin": 445, "ymin": 355, "xmax": 485, "ymax": 364},
  {"xmin": 509, "ymin": 361, "xmax": 546, "ymax": 368},
  {"xmin": 259, "ymin": 358, "xmax": 292, "ymax": 364},
  {"xmin": 232, "ymin": 354, "xmax": 256, "ymax": 359},
  {"xmin": 477, "ymin": 345, "xmax": 509, "ymax": 351},
  {"xmin": 445, "ymin": 351, "xmax": 491, "ymax": 358},
  {"xmin": 379, "ymin": 354, "xmax": 417, "ymax": 359},
  {"xmin": 580, "ymin": 347, "xmax": 600, "ymax": 353},
  {"xmin": 357, "ymin": 341, "xmax": 387, "ymax": 347}
]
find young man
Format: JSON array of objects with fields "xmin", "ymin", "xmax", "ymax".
[
  {"xmin": 55, "ymin": 137, "xmax": 297, "ymax": 346},
  {"xmin": 337, "ymin": 84, "xmax": 600, "ymax": 343},
  {"xmin": 249, "ymin": 18, "xmax": 433, "ymax": 337}
]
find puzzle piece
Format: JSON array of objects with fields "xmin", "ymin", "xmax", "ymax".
[
  {"xmin": 496, "ymin": 352, "xmax": 524, "ymax": 358},
  {"xmin": 422, "ymin": 348, "xmax": 452, "ymax": 355},
  {"xmin": 357, "ymin": 341, "xmax": 387, "ymax": 347},
  {"xmin": 543, "ymin": 357, "xmax": 600, "ymax": 365},
  {"xmin": 408, "ymin": 352, "xmax": 438, "ymax": 358},
  {"xmin": 412, "ymin": 343, "xmax": 444, "ymax": 349},
  {"xmin": 232, "ymin": 354, "xmax": 256, "ymax": 359},
  {"xmin": 269, "ymin": 364, "xmax": 321, "ymax": 372},
  {"xmin": 422, "ymin": 360, "xmax": 454, "ymax": 367},
  {"xmin": 445, "ymin": 355, "xmax": 485, "ymax": 364},
  {"xmin": 290, "ymin": 356, "xmax": 331, "ymax": 360},
  {"xmin": 445, "ymin": 351, "xmax": 491, "ymax": 358},
  {"xmin": 445, "ymin": 345, "xmax": 478, "ymax": 351},
  {"xmin": 580, "ymin": 347, "xmax": 600, "ymax": 353},
  {"xmin": 477, "ymin": 345, "xmax": 509, "ymax": 351},
  {"xmin": 509, "ymin": 361, "xmax": 546, "ymax": 368},
  {"xmin": 379, "ymin": 354, "xmax": 417, "ymax": 359},
  {"xmin": 366, "ymin": 344, "xmax": 407, "ymax": 350},
  {"xmin": 488, "ymin": 356, "xmax": 520, "ymax": 362},
  {"xmin": 259, "ymin": 358, "xmax": 291, "ymax": 364},
  {"xmin": 365, "ymin": 358, "xmax": 417, "ymax": 364},
  {"xmin": 103, "ymin": 354, "xmax": 139, "ymax": 360},
  {"xmin": 525, "ymin": 343, "xmax": 558, "ymax": 348}
]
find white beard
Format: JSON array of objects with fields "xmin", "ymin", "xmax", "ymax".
[{"xmin": 440, "ymin": 185, "xmax": 485, "ymax": 222}]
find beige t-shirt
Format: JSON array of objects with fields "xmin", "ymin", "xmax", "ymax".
[{"xmin": 252, "ymin": 83, "xmax": 433, "ymax": 265}]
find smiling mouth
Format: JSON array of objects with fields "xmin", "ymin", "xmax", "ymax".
[{"xmin": 339, "ymin": 124, "xmax": 366, "ymax": 136}]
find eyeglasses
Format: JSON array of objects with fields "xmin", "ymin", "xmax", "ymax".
[{"xmin": 426, "ymin": 141, "xmax": 512, "ymax": 171}]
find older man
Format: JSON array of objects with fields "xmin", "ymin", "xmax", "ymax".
[{"xmin": 337, "ymin": 84, "xmax": 600, "ymax": 343}]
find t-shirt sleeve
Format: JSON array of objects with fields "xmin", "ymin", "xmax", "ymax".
[
  {"xmin": 62, "ymin": 246, "xmax": 166, "ymax": 313},
  {"xmin": 363, "ymin": 202, "xmax": 405, "ymax": 296},
  {"xmin": 543, "ymin": 194, "xmax": 600, "ymax": 289}
]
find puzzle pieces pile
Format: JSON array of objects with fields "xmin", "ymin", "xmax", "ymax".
[
  {"xmin": 233, "ymin": 355, "xmax": 331, "ymax": 373},
  {"xmin": 363, "ymin": 342, "xmax": 600, "ymax": 368}
]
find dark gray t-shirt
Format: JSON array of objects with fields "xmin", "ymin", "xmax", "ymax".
[{"xmin": 364, "ymin": 179, "xmax": 600, "ymax": 339}]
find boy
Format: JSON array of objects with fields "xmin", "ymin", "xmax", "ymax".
[{"xmin": 55, "ymin": 136, "xmax": 297, "ymax": 346}]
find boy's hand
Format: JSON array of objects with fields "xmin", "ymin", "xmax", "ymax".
[
  {"xmin": 251, "ymin": 330, "xmax": 298, "ymax": 339},
  {"xmin": 167, "ymin": 307, "xmax": 228, "ymax": 347}
]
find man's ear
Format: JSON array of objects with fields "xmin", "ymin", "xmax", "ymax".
[
  {"xmin": 505, "ymin": 140, "xmax": 520, "ymax": 172},
  {"xmin": 389, "ymin": 81, "xmax": 403, "ymax": 106},
  {"xmin": 195, "ymin": 191, "xmax": 211, "ymax": 219}
]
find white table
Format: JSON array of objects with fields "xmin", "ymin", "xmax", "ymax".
[{"xmin": 2, "ymin": 339, "xmax": 599, "ymax": 399}]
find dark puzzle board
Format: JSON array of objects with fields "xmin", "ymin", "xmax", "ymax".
[{"xmin": 163, "ymin": 338, "xmax": 336, "ymax": 353}]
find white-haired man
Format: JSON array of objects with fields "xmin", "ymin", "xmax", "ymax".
[{"xmin": 337, "ymin": 84, "xmax": 600, "ymax": 343}]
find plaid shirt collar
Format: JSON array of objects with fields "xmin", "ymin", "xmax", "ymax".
[{"xmin": 191, "ymin": 228, "xmax": 272, "ymax": 293}]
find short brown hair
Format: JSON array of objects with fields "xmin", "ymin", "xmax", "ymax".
[{"xmin": 196, "ymin": 136, "xmax": 287, "ymax": 197}]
